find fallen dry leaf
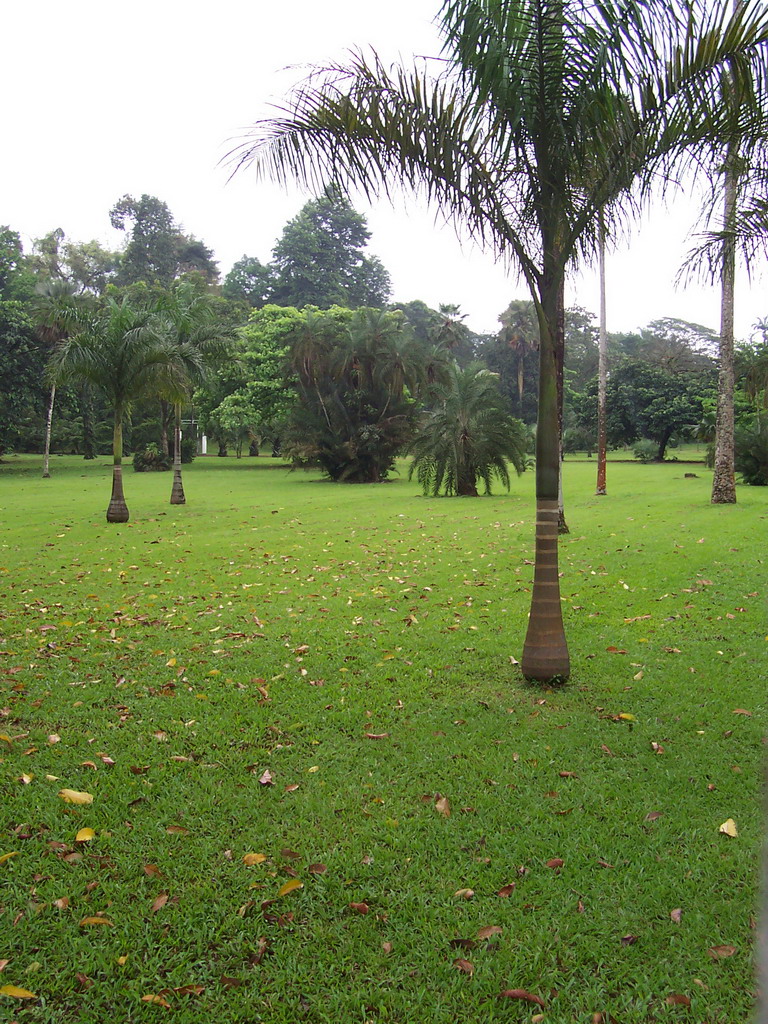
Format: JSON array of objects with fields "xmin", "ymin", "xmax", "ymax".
[
  {"xmin": 382, "ymin": 941, "xmax": 393, "ymax": 954},
  {"xmin": 53, "ymin": 897, "xmax": 69, "ymax": 910},
  {"xmin": 454, "ymin": 888, "xmax": 475, "ymax": 900},
  {"xmin": 141, "ymin": 994, "xmax": 171, "ymax": 1007},
  {"xmin": 364, "ymin": 732, "xmax": 390, "ymax": 739},
  {"xmin": 75, "ymin": 972, "xmax": 92, "ymax": 989},
  {"xmin": 546, "ymin": 858, "xmax": 564, "ymax": 870},
  {"xmin": 280, "ymin": 848, "xmax": 301, "ymax": 861},
  {"xmin": 75, "ymin": 828, "xmax": 96, "ymax": 843},
  {"xmin": 670, "ymin": 908, "xmax": 683, "ymax": 923},
  {"xmin": 0, "ymin": 984, "xmax": 37, "ymax": 999},
  {"xmin": 243, "ymin": 853, "xmax": 267, "ymax": 866},
  {"xmin": 58, "ymin": 789, "xmax": 93, "ymax": 805},
  {"xmin": 143, "ymin": 864, "xmax": 163, "ymax": 878},
  {"xmin": 644, "ymin": 811, "xmax": 663, "ymax": 822},
  {"xmin": 277, "ymin": 879, "xmax": 303, "ymax": 897},
  {"xmin": 79, "ymin": 916, "xmax": 113, "ymax": 927},
  {"xmin": 497, "ymin": 883, "xmax": 516, "ymax": 897},
  {"xmin": 0, "ymin": 852, "xmax": 19, "ymax": 865},
  {"xmin": 666, "ymin": 994, "xmax": 691, "ymax": 1006},
  {"xmin": 453, "ymin": 958, "xmax": 474, "ymax": 975},
  {"xmin": 0, "ymin": 960, "xmax": 8, "ymax": 972},
  {"xmin": 477, "ymin": 925, "xmax": 503, "ymax": 940},
  {"xmin": 707, "ymin": 944, "xmax": 737, "ymax": 959},
  {"xmin": 284, "ymin": 783, "xmax": 300, "ymax": 793},
  {"xmin": 732, "ymin": 709, "xmax": 751, "ymax": 716},
  {"xmin": 620, "ymin": 934, "xmax": 638, "ymax": 945},
  {"xmin": 258, "ymin": 769, "xmax": 274, "ymax": 786},
  {"xmin": 497, "ymin": 989, "xmax": 545, "ymax": 1007},
  {"xmin": 166, "ymin": 825, "xmax": 189, "ymax": 835},
  {"xmin": 150, "ymin": 894, "xmax": 169, "ymax": 914},
  {"xmin": 348, "ymin": 901, "xmax": 369, "ymax": 914},
  {"xmin": 435, "ymin": 795, "xmax": 451, "ymax": 817},
  {"xmin": 719, "ymin": 818, "xmax": 738, "ymax": 837},
  {"xmin": 174, "ymin": 984, "xmax": 205, "ymax": 997},
  {"xmin": 308, "ymin": 863, "xmax": 327, "ymax": 875}
]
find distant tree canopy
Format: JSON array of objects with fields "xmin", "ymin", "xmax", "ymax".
[
  {"xmin": 110, "ymin": 194, "xmax": 219, "ymax": 288},
  {"xmin": 222, "ymin": 193, "xmax": 391, "ymax": 310}
]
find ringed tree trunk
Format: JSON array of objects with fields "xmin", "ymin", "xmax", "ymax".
[
  {"xmin": 522, "ymin": 262, "xmax": 570, "ymax": 682},
  {"xmin": 170, "ymin": 401, "xmax": 186, "ymax": 505},
  {"xmin": 159, "ymin": 399, "xmax": 172, "ymax": 457},
  {"xmin": 556, "ymin": 279, "xmax": 569, "ymax": 535},
  {"xmin": 711, "ymin": 140, "xmax": 738, "ymax": 504},
  {"xmin": 42, "ymin": 384, "xmax": 56, "ymax": 478},
  {"xmin": 107, "ymin": 407, "xmax": 129, "ymax": 523},
  {"xmin": 596, "ymin": 212, "xmax": 608, "ymax": 495},
  {"xmin": 81, "ymin": 384, "xmax": 97, "ymax": 459}
]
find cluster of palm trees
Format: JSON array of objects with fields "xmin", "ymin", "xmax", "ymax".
[
  {"xmin": 46, "ymin": 282, "xmax": 233, "ymax": 522},
  {"xmin": 230, "ymin": 0, "xmax": 768, "ymax": 681}
]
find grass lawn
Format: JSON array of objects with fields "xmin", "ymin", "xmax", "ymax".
[{"xmin": 0, "ymin": 452, "xmax": 765, "ymax": 1023}]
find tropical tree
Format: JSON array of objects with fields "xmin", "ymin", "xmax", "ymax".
[
  {"xmin": 231, "ymin": 0, "xmax": 768, "ymax": 680},
  {"xmin": 408, "ymin": 362, "xmax": 527, "ymax": 495},
  {"xmin": 49, "ymin": 298, "xmax": 173, "ymax": 522},
  {"xmin": 498, "ymin": 300, "xmax": 539, "ymax": 418},
  {"xmin": 156, "ymin": 282, "xmax": 235, "ymax": 505}
]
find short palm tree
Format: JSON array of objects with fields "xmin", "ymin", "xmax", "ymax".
[
  {"xmin": 231, "ymin": 0, "xmax": 768, "ymax": 679},
  {"xmin": 408, "ymin": 362, "xmax": 527, "ymax": 496},
  {"xmin": 156, "ymin": 282, "xmax": 235, "ymax": 505},
  {"xmin": 49, "ymin": 298, "xmax": 172, "ymax": 522}
]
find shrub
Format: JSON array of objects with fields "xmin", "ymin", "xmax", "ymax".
[
  {"xmin": 132, "ymin": 443, "xmax": 171, "ymax": 472},
  {"xmin": 633, "ymin": 439, "xmax": 659, "ymax": 463},
  {"xmin": 181, "ymin": 437, "xmax": 197, "ymax": 464},
  {"xmin": 735, "ymin": 415, "xmax": 768, "ymax": 485}
]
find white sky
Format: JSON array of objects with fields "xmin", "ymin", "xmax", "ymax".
[{"xmin": 2, "ymin": 0, "xmax": 764, "ymax": 341}]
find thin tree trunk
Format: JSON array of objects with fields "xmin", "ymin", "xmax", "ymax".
[
  {"xmin": 596, "ymin": 212, "xmax": 608, "ymax": 495},
  {"xmin": 159, "ymin": 399, "xmax": 171, "ymax": 457},
  {"xmin": 522, "ymin": 265, "xmax": 570, "ymax": 682},
  {"xmin": 80, "ymin": 384, "xmax": 96, "ymax": 459},
  {"xmin": 42, "ymin": 384, "xmax": 56, "ymax": 478},
  {"xmin": 711, "ymin": 140, "xmax": 738, "ymax": 504},
  {"xmin": 556, "ymin": 279, "xmax": 569, "ymax": 535},
  {"xmin": 107, "ymin": 409, "xmax": 129, "ymax": 523},
  {"xmin": 170, "ymin": 402, "xmax": 186, "ymax": 505}
]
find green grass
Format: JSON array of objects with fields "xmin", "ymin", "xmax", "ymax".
[{"xmin": 0, "ymin": 453, "xmax": 765, "ymax": 1023}]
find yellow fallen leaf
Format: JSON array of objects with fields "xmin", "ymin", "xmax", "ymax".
[
  {"xmin": 75, "ymin": 828, "xmax": 96, "ymax": 843},
  {"xmin": 435, "ymin": 796, "xmax": 451, "ymax": 817},
  {"xmin": 0, "ymin": 852, "xmax": 19, "ymax": 865},
  {"xmin": 45, "ymin": 774, "xmax": 60, "ymax": 781},
  {"xmin": 19, "ymin": 774, "xmax": 33, "ymax": 785},
  {"xmin": 243, "ymin": 853, "xmax": 267, "ymax": 866},
  {"xmin": 79, "ymin": 916, "xmax": 113, "ymax": 927},
  {"xmin": 0, "ymin": 734, "xmax": 12, "ymax": 746},
  {"xmin": 719, "ymin": 818, "xmax": 738, "ymax": 837},
  {"xmin": 141, "ymin": 994, "xmax": 171, "ymax": 1007},
  {"xmin": 59, "ymin": 789, "xmax": 93, "ymax": 805},
  {"xmin": 307, "ymin": 765, "xmax": 319, "ymax": 773},
  {"xmin": 166, "ymin": 658, "xmax": 177, "ymax": 667},
  {"xmin": 0, "ymin": 984, "xmax": 37, "ymax": 999},
  {"xmin": 277, "ymin": 879, "xmax": 304, "ymax": 897},
  {"xmin": 116, "ymin": 956, "xmax": 129, "ymax": 966},
  {"xmin": 618, "ymin": 713, "xmax": 636, "ymax": 722}
]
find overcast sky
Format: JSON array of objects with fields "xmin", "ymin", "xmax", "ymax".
[{"xmin": 3, "ymin": 0, "xmax": 764, "ymax": 341}]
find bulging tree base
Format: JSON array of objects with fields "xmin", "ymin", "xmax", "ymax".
[
  {"xmin": 521, "ymin": 499, "xmax": 570, "ymax": 682},
  {"xmin": 107, "ymin": 463, "xmax": 129, "ymax": 523},
  {"xmin": 170, "ymin": 470, "xmax": 186, "ymax": 505},
  {"xmin": 106, "ymin": 500, "xmax": 129, "ymax": 523}
]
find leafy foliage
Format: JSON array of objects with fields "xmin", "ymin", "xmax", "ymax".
[
  {"xmin": 735, "ymin": 414, "xmax": 768, "ymax": 484},
  {"xmin": 132, "ymin": 442, "xmax": 172, "ymax": 472},
  {"xmin": 408, "ymin": 363, "xmax": 528, "ymax": 495}
]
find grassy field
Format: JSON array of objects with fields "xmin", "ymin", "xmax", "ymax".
[{"xmin": 0, "ymin": 452, "xmax": 765, "ymax": 1023}]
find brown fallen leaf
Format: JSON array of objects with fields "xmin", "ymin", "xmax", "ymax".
[
  {"xmin": 219, "ymin": 975, "xmax": 245, "ymax": 988},
  {"xmin": 497, "ymin": 883, "xmax": 516, "ymax": 897},
  {"xmin": 707, "ymin": 944, "xmax": 737, "ymax": 959},
  {"xmin": 670, "ymin": 908, "xmax": 683, "ymax": 923},
  {"xmin": 284, "ymin": 783, "xmax": 300, "ymax": 793},
  {"xmin": 150, "ymin": 893, "xmax": 169, "ymax": 913},
  {"xmin": 559, "ymin": 771, "xmax": 578, "ymax": 778},
  {"xmin": 280, "ymin": 848, "xmax": 301, "ymax": 861},
  {"xmin": 174, "ymin": 984, "xmax": 205, "ymax": 997},
  {"xmin": 732, "ymin": 709, "xmax": 751, "ymax": 716},
  {"xmin": 382, "ymin": 941, "xmax": 393, "ymax": 954},
  {"xmin": 0, "ymin": 960, "xmax": 8, "ymax": 972},
  {"xmin": 143, "ymin": 864, "xmax": 163, "ymax": 877},
  {"xmin": 364, "ymin": 733, "xmax": 390, "ymax": 739},
  {"xmin": 349, "ymin": 901, "xmax": 369, "ymax": 914},
  {"xmin": 449, "ymin": 938, "xmax": 477, "ymax": 950},
  {"xmin": 79, "ymin": 916, "xmax": 113, "ymax": 927},
  {"xmin": 75, "ymin": 972, "xmax": 92, "ymax": 989},
  {"xmin": 620, "ymin": 934, "xmax": 638, "ymax": 945},
  {"xmin": 308, "ymin": 863, "xmax": 327, "ymax": 875},
  {"xmin": 477, "ymin": 925, "xmax": 503, "ymax": 940},
  {"xmin": 129, "ymin": 765, "xmax": 150, "ymax": 775},
  {"xmin": 166, "ymin": 825, "xmax": 189, "ymax": 835},
  {"xmin": 644, "ymin": 811, "xmax": 663, "ymax": 822},
  {"xmin": 243, "ymin": 853, "xmax": 267, "ymax": 866},
  {"xmin": 258, "ymin": 769, "xmax": 274, "ymax": 786},
  {"xmin": 596, "ymin": 859, "xmax": 614, "ymax": 869},
  {"xmin": 53, "ymin": 897, "xmax": 70, "ymax": 910},
  {"xmin": 454, "ymin": 888, "xmax": 475, "ymax": 900},
  {"xmin": 453, "ymin": 958, "xmax": 474, "ymax": 975},
  {"xmin": 141, "ymin": 994, "xmax": 171, "ymax": 1007},
  {"xmin": 497, "ymin": 989, "xmax": 545, "ymax": 1007},
  {"xmin": 546, "ymin": 858, "xmax": 564, "ymax": 870},
  {"xmin": 666, "ymin": 994, "xmax": 691, "ymax": 1006}
]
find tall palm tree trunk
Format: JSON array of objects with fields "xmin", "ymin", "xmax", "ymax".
[
  {"xmin": 107, "ymin": 408, "xmax": 129, "ymax": 523},
  {"xmin": 42, "ymin": 384, "xmax": 56, "ymax": 478},
  {"xmin": 556, "ymin": 280, "xmax": 569, "ymax": 535},
  {"xmin": 522, "ymin": 270, "xmax": 570, "ymax": 682},
  {"xmin": 596, "ymin": 213, "xmax": 608, "ymax": 495},
  {"xmin": 170, "ymin": 402, "xmax": 186, "ymax": 505},
  {"xmin": 711, "ymin": 140, "xmax": 738, "ymax": 504}
]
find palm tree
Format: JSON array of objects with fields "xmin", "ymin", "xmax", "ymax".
[
  {"xmin": 156, "ymin": 282, "xmax": 235, "ymax": 505},
  {"xmin": 31, "ymin": 279, "xmax": 81, "ymax": 478},
  {"xmin": 49, "ymin": 298, "xmax": 173, "ymax": 522},
  {"xmin": 408, "ymin": 362, "xmax": 528, "ymax": 496},
  {"xmin": 230, "ymin": 0, "xmax": 768, "ymax": 680},
  {"xmin": 498, "ymin": 300, "xmax": 539, "ymax": 418}
]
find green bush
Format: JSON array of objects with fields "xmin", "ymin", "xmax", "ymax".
[
  {"xmin": 633, "ymin": 439, "xmax": 659, "ymax": 463},
  {"xmin": 132, "ymin": 443, "xmax": 171, "ymax": 472},
  {"xmin": 181, "ymin": 437, "xmax": 197, "ymax": 464},
  {"xmin": 735, "ymin": 415, "xmax": 768, "ymax": 485}
]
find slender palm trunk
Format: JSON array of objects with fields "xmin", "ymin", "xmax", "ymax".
[
  {"xmin": 517, "ymin": 354, "xmax": 525, "ymax": 414},
  {"xmin": 170, "ymin": 402, "xmax": 186, "ymax": 505},
  {"xmin": 596, "ymin": 212, "xmax": 608, "ymax": 495},
  {"xmin": 159, "ymin": 399, "xmax": 171, "ymax": 456},
  {"xmin": 522, "ymin": 265, "xmax": 570, "ymax": 682},
  {"xmin": 42, "ymin": 384, "xmax": 56, "ymax": 478},
  {"xmin": 556, "ymin": 280, "xmax": 569, "ymax": 535},
  {"xmin": 711, "ymin": 140, "xmax": 738, "ymax": 504},
  {"xmin": 80, "ymin": 384, "xmax": 96, "ymax": 459},
  {"xmin": 107, "ymin": 408, "xmax": 129, "ymax": 523}
]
